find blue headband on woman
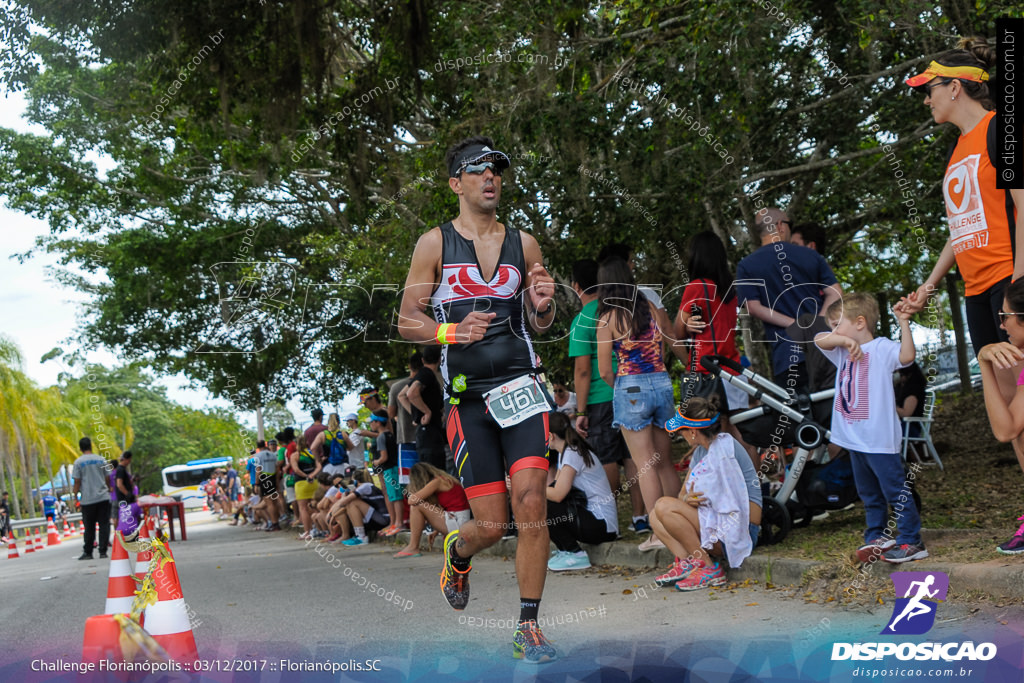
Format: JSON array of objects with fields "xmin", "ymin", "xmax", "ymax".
[{"xmin": 664, "ymin": 412, "xmax": 720, "ymax": 433}]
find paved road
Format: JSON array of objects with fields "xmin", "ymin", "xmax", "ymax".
[{"xmin": 1, "ymin": 512, "xmax": 1020, "ymax": 682}]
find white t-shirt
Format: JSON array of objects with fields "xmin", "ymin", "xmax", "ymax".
[
  {"xmin": 555, "ymin": 392, "xmax": 577, "ymax": 416},
  {"xmin": 820, "ymin": 337, "xmax": 909, "ymax": 454},
  {"xmin": 558, "ymin": 446, "xmax": 618, "ymax": 534},
  {"xmin": 346, "ymin": 431, "xmax": 363, "ymax": 462}
]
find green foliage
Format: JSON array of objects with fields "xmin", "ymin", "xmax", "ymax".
[
  {"xmin": 65, "ymin": 364, "xmax": 255, "ymax": 493},
  {"xmin": 1, "ymin": 0, "xmax": 1017, "ymax": 396}
]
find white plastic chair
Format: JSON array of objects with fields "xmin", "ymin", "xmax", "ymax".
[{"xmin": 901, "ymin": 389, "xmax": 943, "ymax": 471}]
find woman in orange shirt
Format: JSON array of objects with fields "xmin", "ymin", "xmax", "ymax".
[
  {"xmin": 904, "ymin": 38, "xmax": 1024, "ymax": 553},
  {"xmin": 904, "ymin": 38, "xmax": 1024, "ymax": 393}
]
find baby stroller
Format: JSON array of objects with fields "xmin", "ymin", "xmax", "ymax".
[{"xmin": 699, "ymin": 355, "xmax": 921, "ymax": 546}]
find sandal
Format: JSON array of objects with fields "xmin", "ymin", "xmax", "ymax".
[{"xmin": 393, "ymin": 550, "xmax": 421, "ymax": 558}]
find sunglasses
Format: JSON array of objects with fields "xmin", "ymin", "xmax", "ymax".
[
  {"xmin": 922, "ymin": 79, "xmax": 954, "ymax": 96},
  {"xmin": 998, "ymin": 309, "xmax": 1023, "ymax": 320},
  {"xmin": 460, "ymin": 161, "xmax": 503, "ymax": 176}
]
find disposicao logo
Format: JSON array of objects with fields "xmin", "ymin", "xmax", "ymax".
[
  {"xmin": 882, "ymin": 571, "xmax": 947, "ymax": 635},
  {"xmin": 831, "ymin": 571, "xmax": 997, "ymax": 662}
]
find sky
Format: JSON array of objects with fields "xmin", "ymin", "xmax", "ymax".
[{"xmin": 0, "ymin": 92, "xmax": 361, "ymax": 430}]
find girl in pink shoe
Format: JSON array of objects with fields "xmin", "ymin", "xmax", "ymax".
[{"xmin": 650, "ymin": 396, "xmax": 762, "ymax": 591}]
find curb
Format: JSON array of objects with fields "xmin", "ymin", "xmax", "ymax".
[{"xmin": 390, "ymin": 531, "xmax": 1024, "ymax": 599}]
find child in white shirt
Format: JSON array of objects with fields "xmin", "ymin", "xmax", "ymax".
[{"xmin": 815, "ymin": 292, "xmax": 926, "ymax": 564}]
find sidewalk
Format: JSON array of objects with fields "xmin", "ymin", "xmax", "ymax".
[{"xmin": 390, "ymin": 528, "xmax": 1024, "ymax": 601}]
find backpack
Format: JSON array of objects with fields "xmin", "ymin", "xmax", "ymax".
[{"xmin": 324, "ymin": 430, "xmax": 347, "ymax": 466}]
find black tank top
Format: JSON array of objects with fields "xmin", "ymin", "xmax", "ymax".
[{"xmin": 430, "ymin": 222, "xmax": 537, "ymax": 398}]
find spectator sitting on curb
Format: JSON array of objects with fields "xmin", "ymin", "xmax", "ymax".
[
  {"xmin": 394, "ymin": 462, "xmax": 471, "ymax": 558},
  {"xmin": 337, "ymin": 468, "xmax": 390, "ymax": 547},
  {"xmin": 551, "ymin": 380, "xmax": 577, "ymax": 417},
  {"xmin": 312, "ymin": 471, "xmax": 347, "ymax": 539},
  {"xmin": 652, "ymin": 396, "xmax": 761, "ymax": 592},
  {"xmin": 324, "ymin": 474, "xmax": 358, "ymax": 543},
  {"xmin": 544, "ymin": 412, "xmax": 618, "ymax": 572}
]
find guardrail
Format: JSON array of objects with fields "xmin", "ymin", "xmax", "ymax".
[{"xmin": 10, "ymin": 513, "xmax": 83, "ymax": 531}]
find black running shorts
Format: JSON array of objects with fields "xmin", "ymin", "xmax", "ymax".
[
  {"xmin": 445, "ymin": 397, "xmax": 550, "ymax": 499},
  {"xmin": 258, "ymin": 472, "xmax": 278, "ymax": 498}
]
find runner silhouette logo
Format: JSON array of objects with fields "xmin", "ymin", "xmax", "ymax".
[{"xmin": 881, "ymin": 571, "xmax": 948, "ymax": 635}]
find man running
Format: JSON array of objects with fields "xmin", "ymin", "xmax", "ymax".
[{"xmin": 398, "ymin": 136, "xmax": 557, "ymax": 663}]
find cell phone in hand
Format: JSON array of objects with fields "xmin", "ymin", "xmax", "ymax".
[{"xmin": 690, "ymin": 303, "xmax": 703, "ymax": 318}]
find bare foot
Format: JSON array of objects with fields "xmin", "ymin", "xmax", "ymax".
[{"xmin": 426, "ymin": 530, "xmax": 439, "ymax": 551}]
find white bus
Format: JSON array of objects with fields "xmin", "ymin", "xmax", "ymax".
[{"xmin": 162, "ymin": 457, "xmax": 231, "ymax": 508}]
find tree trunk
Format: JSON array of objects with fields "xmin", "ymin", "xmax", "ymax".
[
  {"xmin": 31, "ymin": 447, "xmax": 42, "ymax": 517},
  {"xmin": 256, "ymin": 404, "xmax": 265, "ymax": 443},
  {"xmin": 945, "ymin": 274, "xmax": 972, "ymax": 394},
  {"xmin": 13, "ymin": 426, "xmax": 32, "ymax": 517},
  {"xmin": 877, "ymin": 292, "xmax": 892, "ymax": 339},
  {"xmin": 41, "ymin": 446, "xmax": 54, "ymax": 501},
  {"xmin": 7, "ymin": 456, "xmax": 22, "ymax": 519}
]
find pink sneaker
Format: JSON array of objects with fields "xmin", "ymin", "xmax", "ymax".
[
  {"xmin": 674, "ymin": 560, "xmax": 726, "ymax": 591},
  {"xmin": 655, "ymin": 557, "xmax": 694, "ymax": 586}
]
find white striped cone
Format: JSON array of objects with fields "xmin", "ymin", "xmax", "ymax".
[
  {"xmin": 78, "ymin": 520, "xmax": 85, "ymax": 534},
  {"xmin": 22, "ymin": 529, "xmax": 33, "ymax": 554},
  {"xmin": 143, "ymin": 546, "xmax": 198, "ymax": 661},
  {"xmin": 104, "ymin": 534, "xmax": 135, "ymax": 615},
  {"xmin": 7, "ymin": 537, "xmax": 19, "ymax": 559},
  {"xmin": 134, "ymin": 518, "xmax": 153, "ymax": 584},
  {"xmin": 62, "ymin": 518, "xmax": 73, "ymax": 538},
  {"xmin": 34, "ymin": 527, "xmax": 45, "ymax": 552},
  {"xmin": 162, "ymin": 510, "xmax": 169, "ymax": 527}
]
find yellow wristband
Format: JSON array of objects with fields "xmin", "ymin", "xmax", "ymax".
[{"xmin": 435, "ymin": 323, "xmax": 458, "ymax": 344}]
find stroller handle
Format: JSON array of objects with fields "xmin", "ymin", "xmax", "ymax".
[{"xmin": 700, "ymin": 354, "xmax": 745, "ymax": 376}]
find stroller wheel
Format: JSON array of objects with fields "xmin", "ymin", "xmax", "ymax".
[{"xmin": 758, "ymin": 497, "xmax": 792, "ymax": 546}]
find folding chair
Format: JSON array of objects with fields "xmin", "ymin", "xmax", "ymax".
[{"xmin": 901, "ymin": 389, "xmax": 943, "ymax": 471}]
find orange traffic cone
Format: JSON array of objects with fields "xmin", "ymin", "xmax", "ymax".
[
  {"xmin": 162, "ymin": 509, "xmax": 169, "ymax": 528},
  {"xmin": 104, "ymin": 534, "xmax": 135, "ymax": 615},
  {"xmin": 82, "ymin": 613, "xmax": 126, "ymax": 664},
  {"xmin": 7, "ymin": 537, "xmax": 19, "ymax": 559},
  {"xmin": 62, "ymin": 518, "xmax": 73, "ymax": 538},
  {"xmin": 46, "ymin": 519, "xmax": 61, "ymax": 546},
  {"xmin": 201, "ymin": 500, "xmax": 208, "ymax": 512},
  {"xmin": 34, "ymin": 527, "xmax": 45, "ymax": 552},
  {"xmin": 22, "ymin": 529, "xmax": 33, "ymax": 554},
  {"xmin": 79, "ymin": 520, "xmax": 85, "ymax": 534},
  {"xmin": 143, "ymin": 541, "xmax": 198, "ymax": 661}
]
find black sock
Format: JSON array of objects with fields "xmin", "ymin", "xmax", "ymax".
[
  {"xmin": 519, "ymin": 598, "xmax": 540, "ymax": 625},
  {"xmin": 448, "ymin": 536, "xmax": 471, "ymax": 571}
]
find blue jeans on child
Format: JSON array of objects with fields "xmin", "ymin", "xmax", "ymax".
[{"xmin": 849, "ymin": 450, "xmax": 921, "ymax": 546}]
